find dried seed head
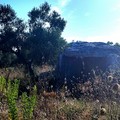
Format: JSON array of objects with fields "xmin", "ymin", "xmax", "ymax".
[{"xmin": 112, "ymin": 83, "xmax": 120, "ymax": 92}]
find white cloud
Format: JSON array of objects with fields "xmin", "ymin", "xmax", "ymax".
[{"xmin": 58, "ymin": 0, "xmax": 71, "ymax": 7}]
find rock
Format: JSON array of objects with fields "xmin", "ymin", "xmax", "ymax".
[
  {"xmin": 100, "ymin": 107, "xmax": 107, "ymax": 115},
  {"xmin": 56, "ymin": 41, "xmax": 120, "ymax": 86}
]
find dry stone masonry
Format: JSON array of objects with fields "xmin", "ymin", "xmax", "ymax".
[{"xmin": 56, "ymin": 42, "xmax": 120, "ymax": 83}]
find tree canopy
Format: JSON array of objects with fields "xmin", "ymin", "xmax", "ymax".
[
  {"xmin": 0, "ymin": 2, "xmax": 67, "ymax": 84},
  {"xmin": 27, "ymin": 2, "xmax": 67, "ymax": 65}
]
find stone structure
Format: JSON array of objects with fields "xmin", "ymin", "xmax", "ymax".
[{"xmin": 56, "ymin": 42, "xmax": 120, "ymax": 84}]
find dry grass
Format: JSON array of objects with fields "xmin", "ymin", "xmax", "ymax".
[
  {"xmin": 0, "ymin": 65, "xmax": 53, "ymax": 80},
  {"xmin": 35, "ymin": 65, "xmax": 54, "ymax": 75},
  {"xmin": 33, "ymin": 95, "xmax": 120, "ymax": 120},
  {"xmin": 0, "ymin": 90, "xmax": 120, "ymax": 120},
  {"xmin": 0, "ymin": 66, "xmax": 25, "ymax": 80},
  {"xmin": 0, "ymin": 67, "xmax": 120, "ymax": 120}
]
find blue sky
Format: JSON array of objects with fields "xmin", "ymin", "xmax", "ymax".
[{"xmin": 1, "ymin": 0, "xmax": 120, "ymax": 43}]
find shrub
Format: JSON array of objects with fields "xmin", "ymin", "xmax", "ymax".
[
  {"xmin": 0, "ymin": 76, "xmax": 6, "ymax": 95},
  {"xmin": 21, "ymin": 85, "xmax": 37, "ymax": 120},
  {"xmin": 0, "ymin": 76, "xmax": 37, "ymax": 120},
  {"xmin": 6, "ymin": 79, "xmax": 20, "ymax": 120}
]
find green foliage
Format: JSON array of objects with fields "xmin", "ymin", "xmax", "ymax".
[
  {"xmin": 0, "ymin": 76, "xmax": 37, "ymax": 120},
  {"xmin": 114, "ymin": 42, "xmax": 120, "ymax": 47},
  {"xmin": 0, "ymin": 76, "xmax": 6, "ymax": 94},
  {"xmin": 0, "ymin": 76, "xmax": 7, "ymax": 105},
  {"xmin": 0, "ymin": 4, "xmax": 16, "ymax": 24},
  {"xmin": 0, "ymin": 4, "xmax": 27, "ymax": 68},
  {"xmin": 0, "ymin": 52, "xmax": 17, "ymax": 67},
  {"xmin": 0, "ymin": 3, "xmax": 67, "ymax": 66},
  {"xmin": 6, "ymin": 79, "xmax": 20, "ymax": 120},
  {"xmin": 0, "ymin": 2, "xmax": 67, "ymax": 83},
  {"xmin": 21, "ymin": 85, "xmax": 37, "ymax": 120},
  {"xmin": 107, "ymin": 41, "xmax": 113, "ymax": 45},
  {"xmin": 27, "ymin": 2, "xmax": 67, "ymax": 65}
]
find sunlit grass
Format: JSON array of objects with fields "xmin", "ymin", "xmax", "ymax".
[{"xmin": 0, "ymin": 68, "xmax": 120, "ymax": 120}]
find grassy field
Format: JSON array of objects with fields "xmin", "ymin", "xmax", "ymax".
[{"xmin": 0, "ymin": 66, "xmax": 120, "ymax": 120}]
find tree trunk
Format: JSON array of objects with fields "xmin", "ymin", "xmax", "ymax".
[
  {"xmin": 27, "ymin": 60, "xmax": 36, "ymax": 86},
  {"xmin": 13, "ymin": 50, "xmax": 36, "ymax": 86}
]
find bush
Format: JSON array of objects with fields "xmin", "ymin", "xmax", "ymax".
[{"xmin": 0, "ymin": 76, "xmax": 37, "ymax": 120}]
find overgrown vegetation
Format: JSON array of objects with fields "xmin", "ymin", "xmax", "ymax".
[
  {"xmin": 7, "ymin": 79, "xmax": 19, "ymax": 120},
  {"xmin": 0, "ymin": 2, "xmax": 67, "ymax": 85},
  {"xmin": 0, "ymin": 76, "xmax": 37, "ymax": 120},
  {"xmin": 21, "ymin": 86, "xmax": 37, "ymax": 120},
  {"xmin": 0, "ymin": 1, "xmax": 120, "ymax": 120},
  {"xmin": 0, "ymin": 71, "xmax": 120, "ymax": 120}
]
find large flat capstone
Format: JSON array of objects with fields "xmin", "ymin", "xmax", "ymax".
[{"xmin": 56, "ymin": 42, "xmax": 120, "ymax": 83}]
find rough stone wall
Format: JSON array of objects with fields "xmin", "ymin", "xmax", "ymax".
[{"xmin": 56, "ymin": 42, "xmax": 120, "ymax": 84}]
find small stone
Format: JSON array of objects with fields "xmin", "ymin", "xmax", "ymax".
[{"xmin": 100, "ymin": 107, "xmax": 107, "ymax": 115}]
